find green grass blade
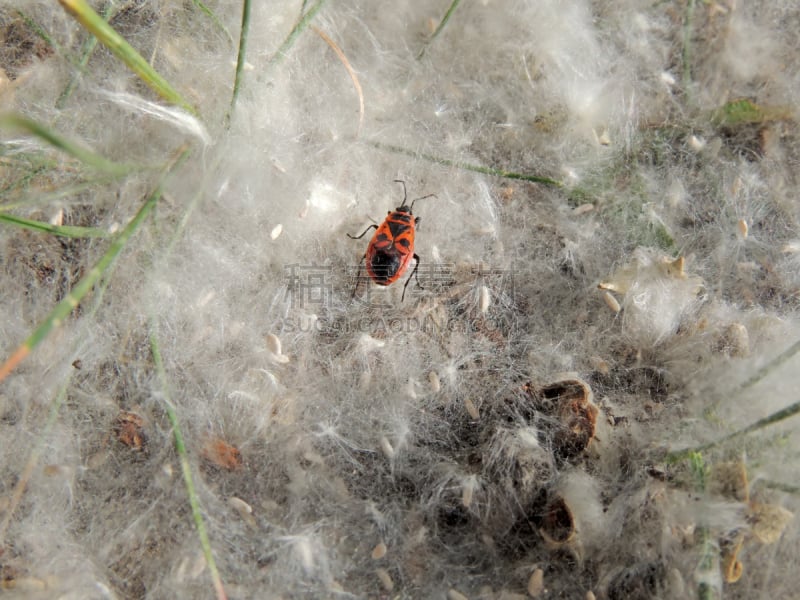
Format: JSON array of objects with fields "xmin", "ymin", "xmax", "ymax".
[
  {"xmin": 191, "ymin": 0, "xmax": 233, "ymax": 45},
  {"xmin": 56, "ymin": 2, "xmax": 117, "ymax": 109},
  {"xmin": 14, "ymin": 10, "xmax": 61, "ymax": 56},
  {"xmin": 57, "ymin": 0, "xmax": 196, "ymax": 114},
  {"xmin": 0, "ymin": 213, "xmax": 110, "ymax": 238},
  {"xmin": 1, "ymin": 114, "xmax": 133, "ymax": 175},
  {"xmin": 0, "ymin": 177, "xmax": 123, "ymax": 212},
  {"xmin": 367, "ymin": 140, "xmax": 563, "ymax": 186},
  {"xmin": 0, "ymin": 146, "xmax": 191, "ymax": 384},
  {"xmin": 417, "ymin": 0, "xmax": 463, "ymax": 59},
  {"xmin": 682, "ymin": 0, "xmax": 695, "ymax": 97},
  {"xmin": 710, "ymin": 98, "xmax": 794, "ymax": 127},
  {"xmin": 149, "ymin": 324, "xmax": 228, "ymax": 600},
  {"xmin": 227, "ymin": 0, "xmax": 253, "ymax": 125},
  {"xmin": 667, "ymin": 339, "xmax": 800, "ymax": 462},
  {"xmin": 268, "ymin": 0, "xmax": 326, "ymax": 67}
]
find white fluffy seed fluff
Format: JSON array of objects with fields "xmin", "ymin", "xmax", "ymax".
[{"xmin": 1, "ymin": 1, "xmax": 798, "ymax": 599}]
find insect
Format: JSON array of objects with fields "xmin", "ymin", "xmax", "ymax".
[{"xmin": 348, "ymin": 180, "xmax": 434, "ymax": 301}]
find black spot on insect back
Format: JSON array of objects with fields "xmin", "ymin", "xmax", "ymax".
[{"xmin": 370, "ymin": 250, "xmax": 402, "ymax": 284}]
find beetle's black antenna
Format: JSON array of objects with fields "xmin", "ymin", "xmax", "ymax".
[
  {"xmin": 393, "ymin": 179, "xmax": 408, "ymax": 205},
  {"xmin": 394, "ymin": 179, "xmax": 436, "ymax": 211},
  {"xmin": 410, "ymin": 193, "xmax": 436, "ymax": 212}
]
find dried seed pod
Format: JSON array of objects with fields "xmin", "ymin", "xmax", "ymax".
[
  {"xmin": 721, "ymin": 534, "xmax": 745, "ymax": 583},
  {"xmin": 114, "ymin": 410, "xmax": 147, "ymax": 451},
  {"xmin": 539, "ymin": 379, "xmax": 599, "ymax": 461},
  {"xmin": 539, "ymin": 495, "xmax": 576, "ymax": 546}
]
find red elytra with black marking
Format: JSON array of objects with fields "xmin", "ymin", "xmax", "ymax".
[{"xmin": 348, "ymin": 180, "xmax": 434, "ymax": 301}]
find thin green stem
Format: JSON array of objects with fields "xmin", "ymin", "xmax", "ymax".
[
  {"xmin": 227, "ymin": 0, "xmax": 253, "ymax": 126},
  {"xmin": 268, "ymin": 0, "xmax": 326, "ymax": 67},
  {"xmin": 56, "ymin": 2, "xmax": 117, "ymax": 109},
  {"xmin": 149, "ymin": 324, "xmax": 227, "ymax": 600},
  {"xmin": 15, "ymin": 10, "xmax": 61, "ymax": 55},
  {"xmin": 417, "ymin": 0, "xmax": 463, "ymax": 59},
  {"xmin": 0, "ymin": 177, "xmax": 123, "ymax": 212},
  {"xmin": 367, "ymin": 140, "xmax": 563, "ymax": 186},
  {"xmin": 666, "ymin": 340, "xmax": 800, "ymax": 462},
  {"xmin": 682, "ymin": 0, "xmax": 695, "ymax": 100},
  {"xmin": 191, "ymin": 0, "xmax": 233, "ymax": 44},
  {"xmin": 0, "ymin": 213, "xmax": 110, "ymax": 238},
  {"xmin": 58, "ymin": 0, "xmax": 196, "ymax": 114},
  {"xmin": 739, "ymin": 339, "xmax": 800, "ymax": 391},
  {"xmin": 1, "ymin": 114, "xmax": 133, "ymax": 176},
  {"xmin": 0, "ymin": 146, "xmax": 191, "ymax": 383}
]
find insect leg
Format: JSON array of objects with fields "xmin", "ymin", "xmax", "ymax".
[
  {"xmin": 352, "ymin": 254, "xmax": 367, "ymax": 299},
  {"xmin": 402, "ymin": 254, "xmax": 422, "ymax": 302},
  {"xmin": 347, "ymin": 224, "xmax": 378, "ymax": 240}
]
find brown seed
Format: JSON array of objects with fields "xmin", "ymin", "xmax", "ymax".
[
  {"xmin": 371, "ymin": 542, "xmax": 387, "ymax": 560},
  {"xmin": 201, "ymin": 437, "xmax": 242, "ymax": 470}
]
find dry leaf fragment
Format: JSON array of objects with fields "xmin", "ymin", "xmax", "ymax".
[
  {"xmin": 201, "ymin": 437, "xmax": 243, "ymax": 470},
  {"xmin": 748, "ymin": 502, "xmax": 793, "ymax": 544}
]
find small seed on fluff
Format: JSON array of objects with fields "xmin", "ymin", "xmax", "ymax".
[
  {"xmin": 737, "ymin": 219, "xmax": 748, "ymax": 240},
  {"xmin": 428, "ymin": 370, "xmax": 441, "ymax": 393},
  {"xmin": 464, "ymin": 397, "xmax": 480, "ymax": 420},
  {"xmin": 266, "ymin": 333, "xmax": 282, "ymax": 355},
  {"xmin": 479, "ymin": 285, "xmax": 491, "ymax": 313},
  {"xmin": 371, "ymin": 542, "xmax": 387, "ymax": 560},
  {"xmin": 266, "ymin": 333, "xmax": 289, "ymax": 364},
  {"xmin": 447, "ymin": 590, "xmax": 469, "ymax": 600},
  {"xmin": 573, "ymin": 203, "xmax": 594, "ymax": 216},
  {"xmin": 462, "ymin": 475, "xmax": 477, "ymax": 508},
  {"xmin": 376, "ymin": 568, "xmax": 394, "ymax": 592},
  {"xmin": 270, "ymin": 223, "xmax": 283, "ymax": 240},
  {"xmin": 689, "ymin": 135, "xmax": 706, "ymax": 152},
  {"xmin": 228, "ymin": 496, "xmax": 256, "ymax": 527},
  {"xmin": 380, "ymin": 436, "xmax": 394, "ymax": 460},
  {"xmin": 723, "ymin": 322, "xmax": 750, "ymax": 357},
  {"xmin": 527, "ymin": 568, "xmax": 545, "ymax": 597},
  {"xmin": 228, "ymin": 496, "xmax": 252, "ymax": 515},
  {"xmin": 358, "ymin": 333, "xmax": 385, "ymax": 352},
  {"xmin": 602, "ymin": 291, "xmax": 621, "ymax": 313},
  {"xmin": 594, "ymin": 128, "xmax": 611, "ymax": 146},
  {"xmin": 781, "ymin": 241, "xmax": 800, "ymax": 253}
]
